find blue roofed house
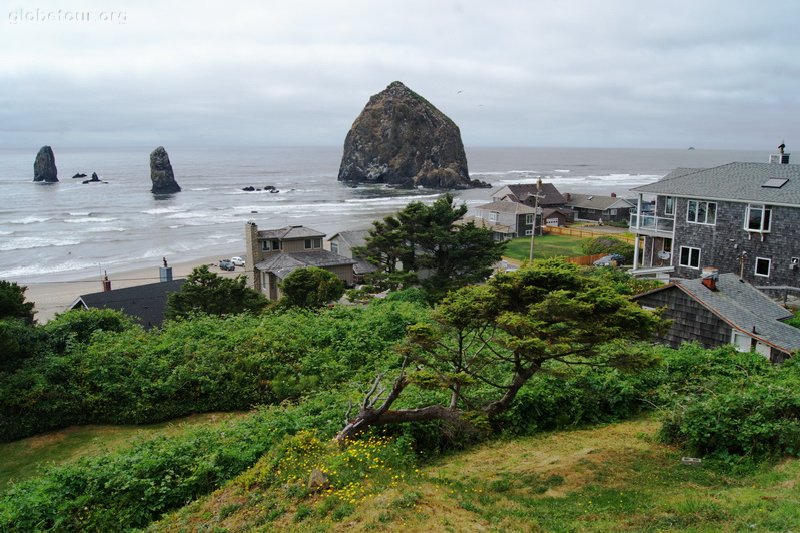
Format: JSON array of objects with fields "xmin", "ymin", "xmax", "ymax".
[{"xmin": 629, "ymin": 150, "xmax": 800, "ymax": 290}]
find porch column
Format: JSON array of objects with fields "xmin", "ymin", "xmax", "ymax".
[{"xmin": 632, "ymin": 193, "xmax": 642, "ymax": 271}]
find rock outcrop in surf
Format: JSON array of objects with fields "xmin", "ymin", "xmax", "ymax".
[
  {"xmin": 338, "ymin": 81, "xmax": 488, "ymax": 189},
  {"xmin": 33, "ymin": 146, "xmax": 58, "ymax": 182},
  {"xmin": 149, "ymin": 146, "xmax": 181, "ymax": 194}
]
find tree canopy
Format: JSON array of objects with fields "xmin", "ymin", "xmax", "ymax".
[
  {"xmin": 165, "ymin": 265, "xmax": 269, "ymax": 320},
  {"xmin": 279, "ymin": 267, "xmax": 345, "ymax": 309},
  {"xmin": 337, "ymin": 259, "xmax": 664, "ymax": 441},
  {"xmin": 0, "ymin": 281, "xmax": 35, "ymax": 324},
  {"xmin": 356, "ymin": 193, "xmax": 505, "ymax": 300}
]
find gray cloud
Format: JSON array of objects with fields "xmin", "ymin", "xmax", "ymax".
[{"xmin": 2, "ymin": 0, "xmax": 798, "ymax": 149}]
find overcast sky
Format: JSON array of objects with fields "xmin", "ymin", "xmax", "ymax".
[{"xmin": 2, "ymin": 0, "xmax": 798, "ymax": 149}]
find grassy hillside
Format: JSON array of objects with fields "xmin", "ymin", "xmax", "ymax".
[
  {"xmin": 0, "ymin": 412, "xmax": 246, "ymax": 491},
  {"xmin": 150, "ymin": 416, "xmax": 800, "ymax": 532}
]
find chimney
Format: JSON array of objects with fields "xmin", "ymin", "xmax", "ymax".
[
  {"xmin": 610, "ymin": 192, "xmax": 617, "ymax": 197},
  {"xmin": 565, "ymin": 192, "xmax": 572, "ymax": 202},
  {"xmin": 701, "ymin": 266, "xmax": 719, "ymax": 291},
  {"xmin": 101, "ymin": 271, "xmax": 111, "ymax": 292},
  {"xmin": 769, "ymin": 142, "xmax": 790, "ymax": 164}
]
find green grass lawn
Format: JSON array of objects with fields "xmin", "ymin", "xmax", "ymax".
[
  {"xmin": 0, "ymin": 411, "xmax": 247, "ymax": 491},
  {"xmin": 503, "ymin": 234, "xmax": 587, "ymax": 262}
]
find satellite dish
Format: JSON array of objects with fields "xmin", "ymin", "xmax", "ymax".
[{"xmin": 657, "ymin": 251, "xmax": 671, "ymax": 260}]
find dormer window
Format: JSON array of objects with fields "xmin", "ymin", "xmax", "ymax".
[
  {"xmin": 304, "ymin": 237, "xmax": 322, "ymax": 249},
  {"xmin": 745, "ymin": 204, "xmax": 772, "ymax": 233},
  {"xmin": 262, "ymin": 239, "xmax": 281, "ymax": 251}
]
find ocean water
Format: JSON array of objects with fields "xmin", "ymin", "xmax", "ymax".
[{"xmin": 0, "ymin": 145, "xmax": 767, "ymax": 284}]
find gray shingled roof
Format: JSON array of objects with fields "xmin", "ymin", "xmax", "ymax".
[
  {"xmin": 632, "ymin": 162, "xmax": 800, "ymax": 206},
  {"xmin": 563, "ymin": 193, "xmax": 634, "ymax": 210},
  {"xmin": 636, "ymin": 273, "xmax": 800, "ymax": 354},
  {"xmin": 477, "ymin": 200, "xmax": 537, "ymax": 214},
  {"xmin": 71, "ymin": 279, "xmax": 185, "ymax": 330},
  {"xmin": 255, "ymin": 251, "xmax": 357, "ymax": 280},
  {"xmin": 328, "ymin": 230, "xmax": 370, "ymax": 249},
  {"xmin": 493, "ymin": 183, "xmax": 566, "ymax": 206},
  {"xmin": 458, "ymin": 216, "xmax": 513, "ymax": 234},
  {"xmin": 258, "ymin": 225, "xmax": 326, "ymax": 240}
]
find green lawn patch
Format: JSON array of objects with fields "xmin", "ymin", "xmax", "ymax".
[{"xmin": 503, "ymin": 234, "xmax": 587, "ymax": 262}]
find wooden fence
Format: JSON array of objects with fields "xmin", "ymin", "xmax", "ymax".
[{"xmin": 542, "ymin": 225, "xmax": 636, "ymax": 244}]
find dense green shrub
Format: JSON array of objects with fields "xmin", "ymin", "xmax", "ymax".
[
  {"xmin": 581, "ymin": 236, "xmax": 634, "ymax": 261},
  {"xmin": 0, "ymin": 300, "xmax": 428, "ymax": 442},
  {"xmin": 0, "ymin": 393, "xmax": 349, "ymax": 532},
  {"xmin": 42, "ymin": 308, "xmax": 140, "ymax": 354},
  {"xmin": 659, "ymin": 355, "xmax": 800, "ymax": 458}
]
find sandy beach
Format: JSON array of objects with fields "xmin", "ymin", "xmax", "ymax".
[{"xmin": 22, "ymin": 254, "xmax": 244, "ymax": 323}]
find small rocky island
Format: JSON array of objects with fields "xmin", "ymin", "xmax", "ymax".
[
  {"xmin": 338, "ymin": 81, "xmax": 489, "ymax": 189},
  {"xmin": 150, "ymin": 146, "xmax": 181, "ymax": 194},
  {"xmin": 33, "ymin": 146, "xmax": 58, "ymax": 182}
]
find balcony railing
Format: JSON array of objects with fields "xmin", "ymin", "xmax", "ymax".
[{"xmin": 629, "ymin": 213, "xmax": 674, "ymax": 234}]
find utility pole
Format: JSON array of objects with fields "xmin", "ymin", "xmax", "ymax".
[{"xmin": 528, "ymin": 178, "xmax": 545, "ymax": 262}]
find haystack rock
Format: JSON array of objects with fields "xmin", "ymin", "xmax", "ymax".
[
  {"xmin": 33, "ymin": 146, "xmax": 58, "ymax": 182},
  {"xmin": 338, "ymin": 81, "xmax": 489, "ymax": 189},
  {"xmin": 149, "ymin": 146, "xmax": 181, "ymax": 194}
]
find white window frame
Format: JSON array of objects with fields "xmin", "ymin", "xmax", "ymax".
[
  {"xmin": 609, "ymin": 208, "xmax": 617, "ymax": 215},
  {"xmin": 755, "ymin": 257, "xmax": 771, "ymax": 277},
  {"xmin": 678, "ymin": 246, "xmax": 701, "ymax": 269},
  {"xmin": 524, "ymin": 229, "xmax": 533, "ymax": 236},
  {"xmin": 489, "ymin": 211, "xmax": 499, "ymax": 223},
  {"xmin": 330, "ymin": 242, "xmax": 339, "ymax": 255},
  {"xmin": 525, "ymin": 213, "xmax": 533, "ymax": 224},
  {"xmin": 744, "ymin": 204, "xmax": 772, "ymax": 233},
  {"xmin": 686, "ymin": 200, "xmax": 717, "ymax": 225},
  {"xmin": 664, "ymin": 196, "xmax": 675, "ymax": 215}
]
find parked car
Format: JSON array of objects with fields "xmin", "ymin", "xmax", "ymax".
[
  {"xmin": 230, "ymin": 256, "xmax": 245, "ymax": 266},
  {"xmin": 593, "ymin": 253, "xmax": 626, "ymax": 266},
  {"xmin": 219, "ymin": 259, "xmax": 235, "ymax": 271}
]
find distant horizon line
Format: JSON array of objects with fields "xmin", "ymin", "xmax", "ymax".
[{"xmin": 0, "ymin": 144, "xmax": 770, "ymax": 153}]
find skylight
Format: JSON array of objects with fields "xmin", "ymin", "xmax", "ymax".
[{"xmin": 762, "ymin": 178, "xmax": 788, "ymax": 188}]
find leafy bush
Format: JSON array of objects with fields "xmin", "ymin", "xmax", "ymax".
[
  {"xmin": 659, "ymin": 355, "xmax": 800, "ymax": 458},
  {"xmin": 0, "ymin": 393, "xmax": 348, "ymax": 532},
  {"xmin": 0, "ymin": 300, "xmax": 427, "ymax": 442},
  {"xmin": 280, "ymin": 267, "xmax": 345, "ymax": 309},
  {"xmin": 43, "ymin": 308, "xmax": 139, "ymax": 354},
  {"xmin": 581, "ymin": 236, "xmax": 634, "ymax": 261}
]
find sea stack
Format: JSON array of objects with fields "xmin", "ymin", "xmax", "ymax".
[
  {"xmin": 33, "ymin": 146, "xmax": 58, "ymax": 182},
  {"xmin": 149, "ymin": 146, "xmax": 181, "ymax": 194},
  {"xmin": 338, "ymin": 81, "xmax": 487, "ymax": 189}
]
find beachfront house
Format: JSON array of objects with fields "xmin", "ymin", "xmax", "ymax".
[
  {"xmin": 491, "ymin": 182, "xmax": 568, "ymax": 210},
  {"xmin": 563, "ymin": 192, "xmax": 634, "ymax": 223},
  {"xmin": 633, "ymin": 270, "xmax": 800, "ymax": 363},
  {"xmin": 629, "ymin": 150, "xmax": 800, "ymax": 289},
  {"xmin": 245, "ymin": 223, "xmax": 356, "ymax": 300},
  {"xmin": 327, "ymin": 229, "xmax": 379, "ymax": 283}
]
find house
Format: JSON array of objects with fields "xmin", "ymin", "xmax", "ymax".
[
  {"xmin": 491, "ymin": 182, "xmax": 567, "ymax": 209},
  {"xmin": 245, "ymin": 223, "xmax": 357, "ymax": 300},
  {"xmin": 633, "ymin": 270, "xmax": 800, "ymax": 363},
  {"xmin": 327, "ymin": 229, "xmax": 379, "ymax": 282},
  {"xmin": 629, "ymin": 151, "xmax": 800, "ymax": 288},
  {"xmin": 469, "ymin": 200, "xmax": 537, "ymax": 240},
  {"xmin": 68, "ymin": 279, "xmax": 185, "ymax": 330},
  {"xmin": 563, "ymin": 192, "xmax": 634, "ymax": 223}
]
